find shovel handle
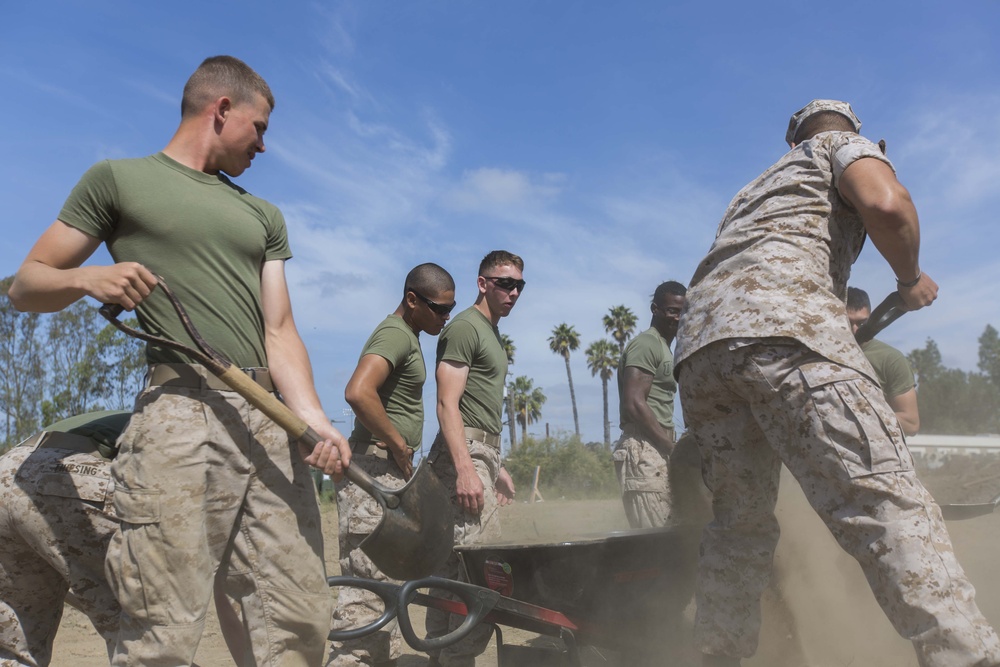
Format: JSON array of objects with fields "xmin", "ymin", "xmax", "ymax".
[
  {"xmin": 99, "ymin": 284, "xmax": 394, "ymax": 509},
  {"xmin": 217, "ymin": 371, "xmax": 396, "ymax": 508},
  {"xmin": 855, "ymin": 291, "xmax": 907, "ymax": 344}
]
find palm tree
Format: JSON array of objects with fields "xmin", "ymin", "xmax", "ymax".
[
  {"xmin": 586, "ymin": 339, "xmax": 619, "ymax": 450},
  {"xmin": 548, "ymin": 323, "xmax": 581, "ymax": 437},
  {"xmin": 500, "ymin": 334, "xmax": 517, "ymax": 452},
  {"xmin": 603, "ymin": 305, "xmax": 638, "ymax": 355},
  {"xmin": 508, "ymin": 376, "xmax": 546, "ymax": 443}
]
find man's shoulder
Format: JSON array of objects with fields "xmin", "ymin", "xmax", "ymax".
[
  {"xmin": 368, "ymin": 315, "xmax": 418, "ymax": 344},
  {"xmin": 862, "ymin": 337, "xmax": 906, "ymax": 361},
  {"xmin": 625, "ymin": 328, "xmax": 663, "ymax": 355},
  {"xmin": 443, "ymin": 307, "xmax": 490, "ymax": 336}
]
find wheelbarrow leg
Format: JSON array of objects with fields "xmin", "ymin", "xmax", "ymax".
[
  {"xmin": 560, "ymin": 628, "xmax": 582, "ymax": 667},
  {"xmin": 493, "ymin": 625, "xmax": 505, "ymax": 667}
]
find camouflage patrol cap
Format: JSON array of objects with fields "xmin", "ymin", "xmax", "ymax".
[{"xmin": 785, "ymin": 99, "xmax": 862, "ymax": 145}]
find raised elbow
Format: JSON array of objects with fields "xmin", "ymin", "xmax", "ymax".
[{"xmin": 6, "ymin": 278, "xmax": 30, "ymax": 312}]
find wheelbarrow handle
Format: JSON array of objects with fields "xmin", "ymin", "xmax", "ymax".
[
  {"xmin": 98, "ymin": 288, "xmax": 397, "ymax": 510},
  {"xmin": 396, "ymin": 577, "xmax": 501, "ymax": 652},
  {"xmin": 326, "ymin": 576, "xmax": 402, "ymax": 641},
  {"xmin": 855, "ymin": 291, "xmax": 907, "ymax": 344}
]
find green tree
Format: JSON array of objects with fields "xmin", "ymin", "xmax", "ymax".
[
  {"xmin": 500, "ymin": 334, "xmax": 518, "ymax": 452},
  {"xmin": 42, "ymin": 301, "xmax": 112, "ymax": 424},
  {"xmin": 504, "ymin": 433, "xmax": 618, "ymax": 500},
  {"xmin": 95, "ymin": 318, "xmax": 147, "ymax": 409},
  {"xmin": 979, "ymin": 324, "xmax": 1000, "ymax": 388},
  {"xmin": 603, "ymin": 305, "xmax": 638, "ymax": 355},
  {"xmin": 908, "ymin": 338, "xmax": 1000, "ymax": 435},
  {"xmin": 548, "ymin": 323, "xmax": 581, "ymax": 437},
  {"xmin": 0, "ymin": 276, "xmax": 44, "ymax": 450},
  {"xmin": 585, "ymin": 339, "xmax": 619, "ymax": 450},
  {"xmin": 509, "ymin": 375, "xmax": 546, "ymax": 444}
]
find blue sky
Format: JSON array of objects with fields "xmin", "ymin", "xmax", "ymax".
[{"xmin": 3, "ymin": 2, "xmax": 999, "ymax": 453}]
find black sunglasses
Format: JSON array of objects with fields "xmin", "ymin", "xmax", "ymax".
[
  {"xmin": 483, "ymin": 276, "xmax": 526, "ymax": 292},
  {"xmin": 408, "ymin": 288, "xmax": 457, "ymax": 315}
]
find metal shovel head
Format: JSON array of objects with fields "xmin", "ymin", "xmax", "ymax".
[
  {"xmin": 360, "ymin": 462, "xmax": 454, "ymax": 580},
  {"xmin": 939, "ymin": 494, "xmax": 1000, "ymax": 521}
]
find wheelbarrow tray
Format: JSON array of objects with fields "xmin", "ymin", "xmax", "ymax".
[{"xmin": 455, "ymin": 523, "xmax": 701, "ymax": 650}]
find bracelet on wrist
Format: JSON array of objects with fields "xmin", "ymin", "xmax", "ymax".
[{"xmin": 896, "ymin": 271, "xmax": 921, "ymax": 288}]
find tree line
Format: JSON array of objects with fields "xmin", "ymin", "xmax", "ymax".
[
  {"xmin": 505, "ymin": 305, "xmax": 1000, "ymax": 449},
  {"xmin": 1, "ymin": 276, "xmax": 145, "ymax": 451}
]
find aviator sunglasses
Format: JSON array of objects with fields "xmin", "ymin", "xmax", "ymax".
[
  {"xmin": 408, "ymin": 288, "xmax": 457, "ymax": 315},
  {"xmin": 483, "ymin": 276, "xmax": 526, "ymax": 292}
]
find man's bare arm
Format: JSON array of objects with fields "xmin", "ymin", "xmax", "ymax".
[
  {"xmin": 838, "ymin": 158, "xmax": 937, "ymax": 310},
  {"xmin": 887, "ymin": 388, "xmax": 920, "ymax": 436},
  {"xmin": 8, "ymin": 220, "xmax": 158, "ymax": 312},
  {"xmin": 621, "ymin": 366, "xmax": 674, "ymax": 452},
  {"xmin": 345, "ymin": 354, "xmax": 414, "ymax": 479},
  {"xmin": 260, "ymin": 260, "xmax": 350, "ymax": 478},
  {"xmin": 436, "ymin": 359, "xmax": 484, "ymax": 514}
]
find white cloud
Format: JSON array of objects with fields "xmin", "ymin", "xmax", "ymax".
[{"xmin": 441, "ymin": 168, "xmax": 565, "ymax": 213}]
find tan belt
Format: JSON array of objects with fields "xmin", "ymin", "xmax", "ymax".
[
  {"xmin": 350, "ymin": 440, "xmax": 389, "ymax": 460},
  {"xmin": 147, "ymin": 363, "xmax": 274, "ymax": 393},
  {"xmin": 464, "ymin": 427, "xmax": 501, "ymax": 449},
  {"xmin": 622, "ymin": 423, "xmax": 675, "ymax": 446}
]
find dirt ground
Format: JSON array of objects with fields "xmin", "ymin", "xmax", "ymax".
[{"xmin": 50, "ymin": 457, "xmax": 1000, "ymax": 666}]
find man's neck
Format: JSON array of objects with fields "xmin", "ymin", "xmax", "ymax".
[
  {"xmin": 474, "ymin": 297, "xmax": 500, "ymax": 326},
  {"xmin": 161, "ymin": 123, "xmax": 220, "ymax": 174},
  {"xmin": 394, "ymin": 302, "xmax": 419, "ymax": 335}
]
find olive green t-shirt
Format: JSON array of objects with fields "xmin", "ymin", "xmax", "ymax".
[
  {"xmin": 349, "ymin": 316, "xmax": 425, "ymax": 450},
  {"xmin": 861, "ymin": 338, "xmax": 916, "ymax": 400},
  {"xmin": 436, "ymin": 307, "xmax": 508, "ymax": 435},
  {"xmin": 617, "ymin": 327, "xmax": 677, "ymax": 431},
  {"xmin": 44, "ymin": 410, "xmax": 132, "ymax": 459},
  {"xmin": 58, "ymin": 153, "xmax": 291, "ymax": 367}
]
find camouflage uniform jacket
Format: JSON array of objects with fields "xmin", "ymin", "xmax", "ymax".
[{"xmin": 675, "ymin": 131, "xmax": 893, "ymax": 380}]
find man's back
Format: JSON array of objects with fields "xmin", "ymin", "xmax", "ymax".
[{"xmin": 677, "ymin": 131, "xmax": 892, "ymax": 377}]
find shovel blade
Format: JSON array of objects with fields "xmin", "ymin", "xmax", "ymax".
[
  {"xmin": 940, "ymin": 502, "xmax": 999, "ymax": 521},
  {"xmin": 359, "ymin": 463, "xmax": 454, "ymax": 580}
]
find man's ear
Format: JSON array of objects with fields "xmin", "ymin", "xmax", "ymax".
[{"xmin": 214, "ymin": 96, "xmax": 232, "ymax": 124}]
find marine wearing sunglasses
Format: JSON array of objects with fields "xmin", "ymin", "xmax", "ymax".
[
  {"xmin": 482, "ymin": 276, "xmax": 526, "ymax": 292},
  {"xmin": 407, "ymin": 287, "xmax": 457, "ymax": 315}
]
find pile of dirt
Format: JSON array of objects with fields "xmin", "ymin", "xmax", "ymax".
[{"xmin": 914, "ymin": 452, "xmax": 1000, "ymax": 504}]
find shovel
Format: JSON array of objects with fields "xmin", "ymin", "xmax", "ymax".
[
  {"xmin": 99, "ymin": 277, "xmax": 453, "ymax": 580},
  {"xmin": 939, "ymin": 493, "xmax": 1000, "ymax": 521},
  {"xmin": 854, "ymin": 291, "xmax": 907, "ymax": 344},
  {"xmin": 854, "ymin": 293, "xmax": 1000, "ymax": 522}
]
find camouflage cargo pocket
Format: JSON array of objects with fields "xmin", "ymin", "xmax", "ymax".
[{"xmin": 799, "ymin": 362, "xmax": 912, "ymax": 478}]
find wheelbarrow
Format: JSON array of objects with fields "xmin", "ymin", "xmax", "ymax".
[{"xmin": 328, "ymin": 523, "xmax": 702, "ymax": 666}]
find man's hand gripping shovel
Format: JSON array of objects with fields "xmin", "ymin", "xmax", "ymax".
[{"xmin": 99, "ymin": 277, "xmax": 454, "ymax": 580}]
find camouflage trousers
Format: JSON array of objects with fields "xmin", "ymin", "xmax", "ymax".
[
  {"xmin": 0, "ymin": 433, "xmax": 119, "ymax": 666},
  {"xmin": 678, "ymin": 339, "xmax": 1000, "ymax": 666},
  {"xmin": 327, "ymin": 451, "xmax": 408, "ymax": 666},
  {"xmin": 612, "ymin": 426, "xmax": 674, "ymax": 529},
  {"xmin": 107, "ymin": 378, "xmax": 331, "ymax": 666},
  {"xmin": 424, "ymin": 434, "xmax": 502, "ymax": 667}
]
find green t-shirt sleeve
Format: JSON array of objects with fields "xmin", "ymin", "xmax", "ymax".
[
  {"xmin": 623, "ymin": 334, "xmax": 660, "ymax": 375},
  {"xmin": 58, "ymin": 161, "xmax": 119, "ymax": 241},
  {"xmin": 437, "ymin": 319, "xmax": 479, "ymax": 366},
  {"xmin": 363, "ymin": 324, "xmax": 411, "ymax": 371},
  {"xmin": 263, "ymin": 207, "xmax": 291, "ymax": 262},
  {"xmin": 881, "ymin": 352, "xmax": 916, "ymax": 399}
]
